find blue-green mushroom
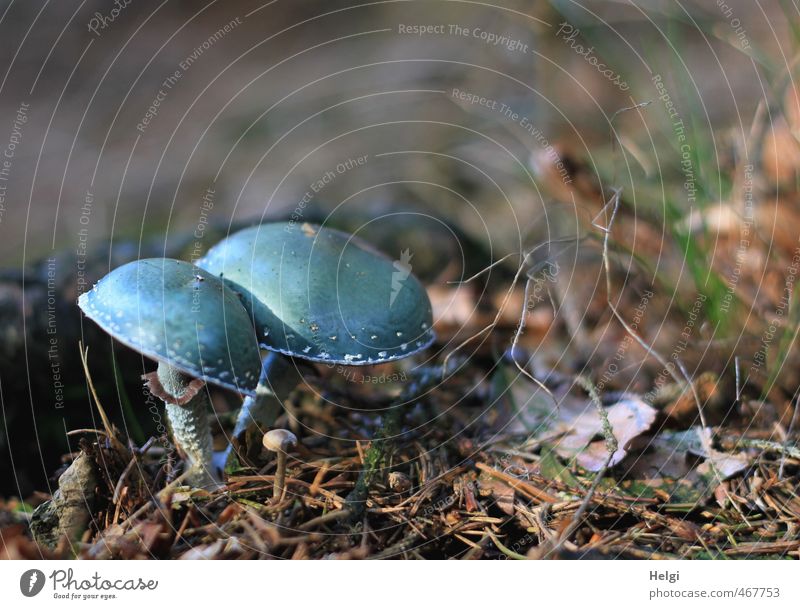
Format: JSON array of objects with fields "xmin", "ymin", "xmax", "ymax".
[
  {"xmin": 78, "ymin": 258, "xmax": 261, "ymax": 487},
  {"xmin": 198, "ymin": 221, "xmax": 435, "ymax": 456}
]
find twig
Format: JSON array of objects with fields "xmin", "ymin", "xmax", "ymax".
[
  {"xmin": 474, "ymin": 462, "xmax": 560, "ymax": 503},
  {"xmin": 298, "ymin": 508, "xmax": 351, "ymax": 531},
  {"xmin": 779, "ymin": 393, "xmax": 800, "ymax": 479},
  {"xmin": 734, "ymin": 356, "xmax": 742, "ymax": 408},
  {"xmin": 509, "ymin": 268, "xmax": 558, "ymax": 408},
  {"xmin": 368, "ymin": 534, "xmax": 421, "ymax": 559},
  {"xmin": 442, "ymin": 236, "xmax": 579, "ymax": 390},
  {"xmin": 442, "ymin": 254, "xmax": 530, "ymax": 376},
  {"xmin": 66, "ymin": 429, "xmax": 115, "ymax": 438},
  {"xmin": 728, "ymin": 437, "xmax": 800, "ymax": 459},
  {"xmin": 78, "ymin": 343, "xmax": 127, "ymax": 455},
  {"xmin": 609, "ymin": 101, "xmax": 651, "ymax": 185},
  {"xmin": 488, "ymin": 531, "xmax": 528, "ymax": 560},
  {"xmin": 549, "ymin": 376, "xmax": 618, "ymax": 555},
  {"xmin": 446, "ymin": 253, "xmax": 515, "ymax": 284},
  {"xmin": 118, "ymin": 470, "xmax": 191, "ymax": 530},
  {"xmin": 596, "ymin": 191, "xmax": 703, "ymax": 416},
  {"xmin": 112, "ymin": 454, "xmax": 139, "ymax": 504}
]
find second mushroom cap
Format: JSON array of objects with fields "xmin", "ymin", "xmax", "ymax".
[
  {"xmin": 198, "ymin": 222, "xmax": 434, "ymax": 365},
  {"xmin": 78, "ymin": 258, "xmax": 262, "ymax": 395}
]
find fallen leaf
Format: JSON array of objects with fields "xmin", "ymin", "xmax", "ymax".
[
  {"xmin": 621, "ymin": 427, "xmax": 750, "ymax": 505},
  {"xmin": 550, "ymin": 398, "xmax": 657, "ymax": 471},
  {"xmin": 492, "ymin": 372, "xmax": 657, "ymax": 471},
  {"xmin": 693, "ymin": 428, "xmax": 750, "ymax": 481}
]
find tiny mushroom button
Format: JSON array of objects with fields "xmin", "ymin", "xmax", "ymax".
[{"xmin": 78, "ymin": 258, "xmax": 262, "ymax": 487}]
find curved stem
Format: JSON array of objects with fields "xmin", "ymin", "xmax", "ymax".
[
  {"xmin": 227, "ymin": 352, "xmax": 301, "ymax": 462},
  {"xmin": 157, "ymin": 361, "xmax": 217, "ymax": 488}
]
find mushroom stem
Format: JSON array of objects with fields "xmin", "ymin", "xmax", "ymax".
[
  {"xmin": 228, "ymin": 353, "xmax": 301, "ymax": 462},
  {"xmin": 157, "ymin": 361, "xmax": 217, "ymax": 488},
  {"xmin": 273, "ymin": 450, "xmax": 287, "ymax": 500}
]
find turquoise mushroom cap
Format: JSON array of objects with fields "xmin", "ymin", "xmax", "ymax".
[
  {"xmin": 198, "ymin": 222, "xmax": 434, "ymax": 365},
  {"xmin": 78, "ymin": 258, "xmax": 261, "ymax": 396}
]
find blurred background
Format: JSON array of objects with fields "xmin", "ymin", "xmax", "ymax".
[{"xmin": 0, "ymin": 0, "xmax": 797, "ymax": 499}]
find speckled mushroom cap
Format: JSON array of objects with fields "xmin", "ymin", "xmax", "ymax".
[
  {"xmin": 198, "ymin": 222, "xmax": 434, "ymax": 365},
  {"xmin": 78, "ymin": 258, "xmax": 261, "ymax": 396}
]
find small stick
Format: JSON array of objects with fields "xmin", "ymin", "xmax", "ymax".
[
  {"xmin": 549, "ymin": 375, "xmax": 618, "ymax": 556},
  {"xmin": 488, "ymin": 531, "xmax": 528, "ymax": 560},
  {"xmin": 442, "ymin": 238, "xmax": 575, "ymax": 385},
  {"xmin": 298, "ymin": 508, "xmax": 352, "ymax": 531},
  {"xmin": 779, "ymin": 393, "xmax": 800, "ymax": 479},
  {"xmin": 474, "ymin": 462, "xmax": 560, "ymax": 503},
  {"xmin": 119, "ymin": 470, "xmax": 190, "ymax": 530},
  {"xmin": 78, "ymin": 343, "xmax": 127, "ymax": 455},
  {"xmin": 112, "ymin": 454, "xmax": 139, "ymax": 504},
  {"xmin": 446, "ymin": 253, "xmax": 515, "ymax": 285}
]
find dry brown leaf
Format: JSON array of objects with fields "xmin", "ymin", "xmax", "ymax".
[
  {"xmin": 429, "ymin": 284, "xmax": 478, "ymax": 333},
  {"xmin": 762, "ymin": 117, "xmax": 800, "ymax": 190},
  {"xmin": 551, "ymin": 398, "xmax": 657, "ymax": 471}
]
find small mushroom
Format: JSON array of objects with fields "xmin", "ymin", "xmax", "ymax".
[
  {"xmin": 78, "ymin": 258, "xmax": 261, "ymax": 487},
  {"xmin": 262, "ymin": 429, "xmax": 297, "ymax": 500},
  {"xmin": 199, "ymin": 222, "xmax": 435, "ymax": 454}
]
